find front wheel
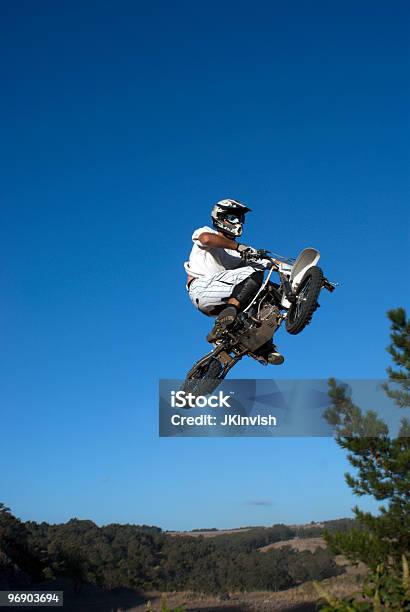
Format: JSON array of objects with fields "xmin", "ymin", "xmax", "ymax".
[{"xmin": 285, "ymin": 266, "xmax": 323, "ymax": 335}]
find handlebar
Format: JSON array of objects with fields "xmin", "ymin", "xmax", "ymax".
[
  {"xmin": 241, "ymin": 249, "xmax": 280, "ymax": 268},
  {"xmin": 247, "ymin": 249, "xmax": 295, "ymax": 265}
]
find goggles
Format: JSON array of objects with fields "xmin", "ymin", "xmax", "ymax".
[{"xmin": 223, "ymin": 213, "xmax": 244, "ymax": 224}]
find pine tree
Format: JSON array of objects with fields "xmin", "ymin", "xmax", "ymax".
[
  {"xmin": 323, "ymin": 308, "xmax": 410, "ymax": 570},
  {"xmin": 383, "ymin": 307, "xmax": 410, "ymax": 410}
]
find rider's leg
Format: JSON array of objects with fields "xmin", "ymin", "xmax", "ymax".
[
  {"xmin": 205, "ymin": 271, "xmax": 285, "ymax": 363},
  {"xmin": 189, "ymin": 267, "xmax": 259, "ymax": 314},
  {"xmin": 230, "ymin": 270, "xmax": 263, "ymax": 309},
  {"xmin": 227, "ymin": 297, "xmax": 240, "ymax": 309},
  {"xmin": 205, "ymin": 304, "xmax": 238, "ymax": 343},
  {"xmin": 206, "ymin": 271, "xmax": 263, "ymax": 343}
]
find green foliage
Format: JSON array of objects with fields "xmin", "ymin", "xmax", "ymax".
[
  {"xmin": 323, "ymin": 308, "xmax": 410, "ymax": 571},
  {"xmin": 315, "ymin": 555, "xmax": 410, "ymax": 611},
  {"xmin": 212, "ymin": 524, "xmax": 295, "ymax": 552},
  {"xmin": 295, "ymin": 519, "xmax": 357, "ymax": 540},
  {"xmin": 320, "ymin": 308, "xmax": 410, "ymax": 610},
  {"xmin": 0, "ymin": 503, "xmax": 43, "ymax": 581},
  {"xmin": 0, "ymin": 510, "xmax": 343, "ymax": 594},
  {"xmin": 383, "ymin": 307, "xmax": 410, "ymax": 410}
]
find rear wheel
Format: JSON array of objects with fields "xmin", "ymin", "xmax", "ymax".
[
  {"xmin": 181, "ymin": 357, "xmax": 225, "ymax": 398},
  {"xmin": 285, "ymin": 266, "xmax": 323, "ymax": 335}
]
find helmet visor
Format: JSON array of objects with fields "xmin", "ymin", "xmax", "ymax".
[{"xmin": 224, "ymin": 212, "xmax": 244, "ymax": 224}]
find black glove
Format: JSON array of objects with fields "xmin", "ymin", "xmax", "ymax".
[
  {"xmin": 237, "ymin": 244, "xmax": 258, "ymax": 260},
  {"xmin": 237, "ymin": 244, "xmax": 264, "ymax": 261}
]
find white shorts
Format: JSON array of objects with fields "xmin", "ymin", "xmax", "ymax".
[{"xmin": 188, "ymin": 266, "xmax": 258, "ymax": 316}]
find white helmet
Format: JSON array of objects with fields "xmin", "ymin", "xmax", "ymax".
[{"xmin": 211, "ymin": 199, "xmax": 251, "ymax": 238}]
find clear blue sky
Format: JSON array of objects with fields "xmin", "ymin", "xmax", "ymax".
[{"xmin": 1, "ymin": 1, "xmax": 409, "ymax": 530}]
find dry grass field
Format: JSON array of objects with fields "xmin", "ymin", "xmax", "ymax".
[
  {"xmin": 40, "ymin": 529, "xmax": 365, "ymax": 611},
  {"xmin": 124, "ymin": 536, "xmax": 366, "ymax": 612},
  {"xmin": 259, "ymin": 537, "xmax": 327, "ymax": 554},
  {"xmin": 126, "ymin": 570, "xmax": 365, "ymax": 611}
]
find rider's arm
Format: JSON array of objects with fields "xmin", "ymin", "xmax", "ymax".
[{"xmin": 197, "ymin": 232, "xmax": 239, "ymax": 250}]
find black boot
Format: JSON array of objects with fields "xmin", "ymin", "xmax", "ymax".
[
  {"xmin": 257, "ymin": 339, "xmax": 285, "ymax": 365},
  {"xmin": 206, "ymin": 306, "xmax": 237, "ymax": 343},
  {"xmin": 266, "ymin": 345, "xmax": 285, "ymax": 365}
]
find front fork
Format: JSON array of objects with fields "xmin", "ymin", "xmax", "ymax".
[{"xmin": 279, "ymin": 272, "xmax": 296, "ymax": 303}]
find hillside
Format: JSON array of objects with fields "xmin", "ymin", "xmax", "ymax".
[{"xmin": 0, "ymin": 506, "xmax": 362, "ymax": 611}]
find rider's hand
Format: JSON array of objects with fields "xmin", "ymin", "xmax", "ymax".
[{"xmin": 237, "ymin": 244, "xmax": 259, "ymax": 260}]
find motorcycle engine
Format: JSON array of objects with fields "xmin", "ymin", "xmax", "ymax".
[{"xmin": 237, "ymin": 303, "xmax": 280, "ymax": 352}]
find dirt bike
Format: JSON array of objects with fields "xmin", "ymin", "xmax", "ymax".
[{"xmin": 181, "ymin": 247, "xmax": 337, "ymax": 396}]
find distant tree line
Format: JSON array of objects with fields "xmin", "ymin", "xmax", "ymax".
[
  {"xmin": 0, "ymin": 508, "xmax": 346, "ymax": 594},
  {"xmin": 294, "ymin": 519, "xmax": 357, "ymax": 539}
]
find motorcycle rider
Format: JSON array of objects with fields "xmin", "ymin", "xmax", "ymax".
[{"xmin": 185, "ymin": 199, "xmax": 284, "ymax": 365}]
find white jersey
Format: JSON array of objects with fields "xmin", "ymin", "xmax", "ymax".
[{"xmin": 184, "ymin": 226, "xmax": 244, "ymax": 278}]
